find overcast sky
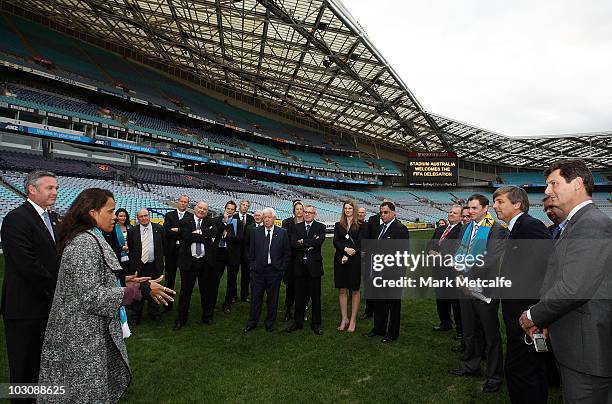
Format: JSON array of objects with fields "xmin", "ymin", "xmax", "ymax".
[{"xmin": 340, "ymin": 0, "xmax": 612, "ymax": 136}]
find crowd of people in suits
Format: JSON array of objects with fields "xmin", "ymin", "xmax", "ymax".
[{"xmin": 1, "ymin": 158, "xmax": 611, "ymax": 403}]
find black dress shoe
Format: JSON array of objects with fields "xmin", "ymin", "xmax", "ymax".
[
  {"xmin": 449, "ymin": 368, "xmax": 481, "ymax": 377},
  {"xmin": 362, "ymin": 331, "xmax": 380, "ymax": 338},
  {"xmin": 286, "ymin": 323, "xmax": 302, "ymax": 333},
  {"xmin": 381, "ymin": 337, "xmax": 396, "ymax": 343},
  {"xmin": 283, "ymin": 312, "xmax": 292, "ymax": 322},
  {"xmin": 241, "ymin": 298, "xmax": 251, "ymax": 303},
  {"xmin": 482, "ymin": 382, "xmax": 502, "ymax": 393},
  {"xmin": 223, "ymin": 307, "xmax": 231, "ymax": 314},
  {"xmin": 433, "ymin": 325, "xmax": 452, "ymax": 332},
  {"xmin": 312, "ymin": 327, "xmax": 323, "ymax": 335},
  {"xmin": 243, "ymin": 325, "xmax": 256, "ymax": 333},
  {"xmin": 173, "ymin": 321, "xmax": 184, "ymax": 331},
  {"xmin": 359, "ymin": 312, "xmax": 372, "ymax": 320},
  {"xmin": 202, "ymin": 318, "xmax": 216, "ymax": 325}
]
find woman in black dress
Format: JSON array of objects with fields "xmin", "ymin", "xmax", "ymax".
[{"xmin": 333, "ymin": 200, "xmax": 361, "ymax": 332}]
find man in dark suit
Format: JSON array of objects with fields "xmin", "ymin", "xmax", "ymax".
[
  {"xmin": 244, "ymin": 208, "xmax": 290, "ymax": 332},
  {"xmin": 127, "ymin": 208, "xmax": 165, "ymax": 323},
  {"xmin": 173, "ymin": 201, "xmax": 218, "ymax": 330},
  {"xmin": 450, "ymin": 194, "xmax": 507, "ymax": 394},
  {"xmin": 281, "ymin": 200, "xmax": 304, "ymax": 322},
  {"xmin": 244, "ymin": 209, "xmax": 263, "ymax": 262},
  {"xmin": 163, "ymin": 195, "xmax": 193, "ymax": 312},
  {"xmin": 1, "ymin": 171, "xmax": 60, "ymax": 390},
  {"xmin": 493, "ymin": 186, "xmax": 553, "ymax": 404},
  {"xmin": 426, "ymin": 204, "xmax": 463, "ymax": 334},
  {"xmin": 286, "ymin": 205, "xmax": 326, "ymax": 335},
  {"xmin": 520, "ymin": 160, "xmax": 612, "ymax": 403},
  {"xmin": 211, "ymin": 201, "xmax": 239, "ymax": 314},
  {"xmin": 543, "ymin": 195, "xmax": 568, "ymax": 239},
  {"xmin": 363, "ymin": 201, "xmax": 410, "ymax": 343},
  {"xmin": 360, "ymin": 207, "xmax": 384, "ymax": 320},
  {"xmin": 232, "ymin": 199, "xmax": 255, "ymax": 304}
]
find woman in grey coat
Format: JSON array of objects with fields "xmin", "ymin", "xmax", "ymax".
[{"xmin": 38, "ymin": 188, "xmax": 175, "ymax": 403}]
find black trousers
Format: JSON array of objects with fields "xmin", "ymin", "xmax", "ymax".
[
  {"xmin": 247, "ymin": 265, "xmax": 283, "ymax": 328},
  {"xmin": 223, "ymin": 263, "xmax": 240, "ymax": 308},
  {"xmin": 132, "ymin": 262, "xmax": 160, "ymax": 321},
  {"xmin": 284, "ymin": 262, "xmax": 295, "ymax": 313},
  {"xmin": 177, "ymin": 257, "xmax": 210, "ymax": 324},
  {"xmin": 558, "ymin": 363, "xmax": 612, "ymax": 404},
  {"xmin": 364, "ymin": 299, "xmax": 374, "ymax": 316},
  {"xmin": 164, "ymin": 246, "xmax": 180, "ymax": 309},
  {"xmin": 4, "ymin": 317, "xmax": 48, "ymax": 395},
  {"xmin": 294, "ymin": 273, "xmax": 322, "ymax": 328},
  {"xmin": 462, "ymin": 298, "xmax": 503, "ymax": 384},
  {"xmin": 372, "ymin": 299, "xmax": 401, "ymax": 340},
  {"xmin": 436, "ymin": 298, "xmax": 462, "ymax": 332},
  {"xmin": 213, "ymin": 248, "xmax": 229, "ymax": 312},
  {"xmin": 502, "ymin": 300, "xmax": 548, "ymax": 404},
  {"xmin": 239, "ymin": 255, "xmax": 250, "ymax": 301}
]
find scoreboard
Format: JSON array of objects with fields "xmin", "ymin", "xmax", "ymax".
[{"xmin": 407, "ymin": 152, "xmax": 458, "ymax": 186}]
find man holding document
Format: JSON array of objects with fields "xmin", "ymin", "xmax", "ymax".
[{"xmin": 449, "ymin": 194, "xmax": 507, "ymax": 394}]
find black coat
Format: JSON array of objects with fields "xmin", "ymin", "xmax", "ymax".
[
  {"xmin": 0, "ymin": 202, "xmax": 60, "ymax": 319},
  {"xmin": 248, "ymin": 225, "xmax": 291, "ymax": 273},
  {"xmin": 234, "ymin": 212, "xmax": 255, "ymax": 261},
  {"xmin": 210, "ymin": 215, "xmax": 241, "ymax": 266},
  {"xmin": 127, "ymin": 223, "xmax": 165, "ymax": 276},
  {"xmin": 290, "ymin": 220, "xmax": 326, "ymax": 277},
  {"xmin": 426, "ymin": 223, "xmax": 463, "ymax": 258},
  {"xmin": 499, "ymin": 213, "xmax": 552, "ymax": 300},
  {"xmin": 163, "ymin": 210, "xmax": 193, "ymax": 256},
  {"xmin": 367, "ymin": 214, "xmax": 382, "ymax": 239},
  {"xmin": 178, "ymin": 215, "xmax": 217, "ymax": 270}
]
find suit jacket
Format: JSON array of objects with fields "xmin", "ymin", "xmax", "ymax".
[
  {"xmin": 163, "ymin": 210, "xmax": 193, "ymax": 256},
  {"xmin": 459, "ymin": 220, "xmax": 508, "ymax": 297},
  {"xmin": 249, "ymin": 225, "xmax": 290, "ymax": 273},
  {"xmin": 244, "ymin": 223, "xmax": 263, "ymax": 262},
  {"xmin": 0, "ymin": 202, "xmax": 60, "ymax": 319},
  {"xmin": 290, "ymin": 220, "xmax": 326, "ymax": 277},
  {"xmin": 378, "ymin": 218, "xmax": 410, "ymax": 241},
  {"xmin": 210, "ymin": 215, "xmax": 240, "ymax": 266},
  {"xmin": 426, "ymin": 223, "xmax": 463, "ymax": 258},
  {"xmin": 234, "ymin": 212, "xmax": 255, "ymax": 261},
  {"xmin": 367, "ymin": 214, "xmax": 382, "ymax": 239},
  {"xmin": 127, "ymin": 223, "xmax": 165, "ymax": 275},
  {"xmin": 499, "ymin": 213, "xmax": 552, "ymax": 300},
  {"xmin": 178, "ymin": 215, "xmax": 217, "ymax": 270},
  {"xmin": 530, "ymin": 203, "xmax": 612, "ymax": 377}
]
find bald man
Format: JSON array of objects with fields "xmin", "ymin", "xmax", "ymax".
[{"xmin": 127, "ymin": 208, "xmax": 166, "ymax": 323}]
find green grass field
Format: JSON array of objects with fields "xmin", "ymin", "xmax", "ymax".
[{"xmin": 0, "ymin": 231, "xmax": 562, "ymax": 403}]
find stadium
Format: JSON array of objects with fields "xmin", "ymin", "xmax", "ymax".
[{"xmin": 0, "ymin": 0, "xmax": 610, "ymax": 402}]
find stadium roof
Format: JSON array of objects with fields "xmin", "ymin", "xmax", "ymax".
[{"xmin": 4, "ymin": 0, "xmax": 612, "ymax": 169}]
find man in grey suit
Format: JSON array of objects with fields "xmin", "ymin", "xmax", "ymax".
[{"xmin": 520, "ymin": 159, "xmax": 612, "ymax": 403}]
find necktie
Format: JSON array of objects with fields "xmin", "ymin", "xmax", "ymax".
[
  {"xmin": 439, "ymin": 225, "xmax": 452, "ymax": 245},
  {"xmin": 266, "ymin": 229, "xmax": 271, "ymax": 264},
  {"xmin": 42, "ymin": 211, "xmax": 55, "ymax": 242},
  {"xmin": 195, "ymin": 219, "xmax": 203, "ymax": 256},
  {"xmin": 179, "ymin": 211, "xmax": 184, "ymax": 220},
  {"xmin": 378, "ymin": 223, "xmax": 388, "ymax": 239},
  {"xmin": 467, "ymin": 223, "xmax": 479, "ymax": 253},
  {"xmin": 305, "ymin": 223, "xmax": 310, "ymax": 236},
  {"xmin": 141, "ymin": 227, "xmax": 150, "ymax": 264}
]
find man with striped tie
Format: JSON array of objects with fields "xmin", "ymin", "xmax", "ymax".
[{"xmin": 128, "ymin": 208, "xmax": 165, "ymax": 324}]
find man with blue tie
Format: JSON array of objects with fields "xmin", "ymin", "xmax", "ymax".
[
  {"xmin": 1, "ymin": 171, "xmax": 60, "ymax": 391},
  {"xmin": 244, "ymin": 208, "xmax": 290, "ymax": 332},
  {"xmin": 363, "ymin": 201, "xmax": 410, "ymax": 343}
]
